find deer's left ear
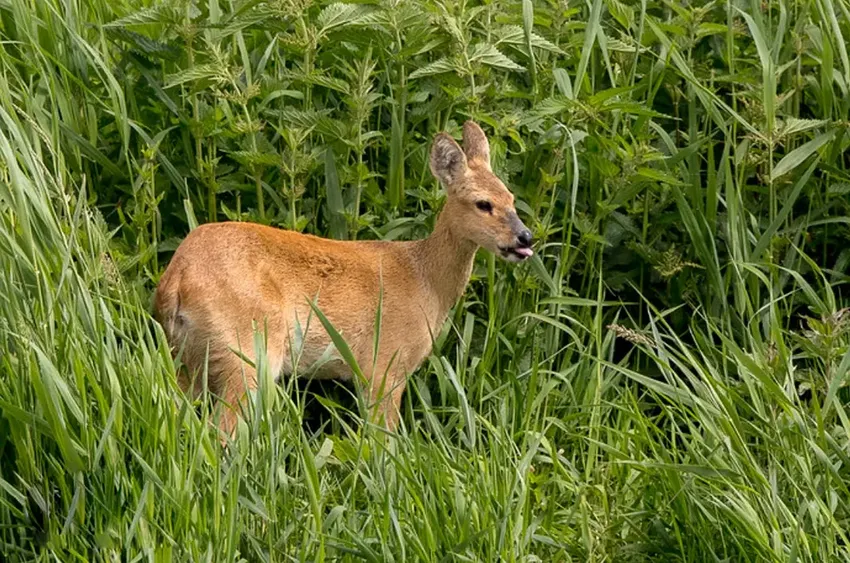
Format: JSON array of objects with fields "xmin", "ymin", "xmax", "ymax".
[
  {"xmin": 462, "ymin": 121, "xmax": 490, "ymax": 169},
  {"xmin": 430, "ymin": 132, "xmax": 468, "ymax": 189}
]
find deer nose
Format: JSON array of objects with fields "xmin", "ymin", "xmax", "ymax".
[{"xmin": 516, "ymin": 229, "xmax": 533, "ymax": 248}]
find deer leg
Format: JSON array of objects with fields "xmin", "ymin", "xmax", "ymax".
[
  {"xmin": 366, "ymin": 369, "xmax": 407, "ymax": 432},
  {"xmin": 209, "ymin": 348, "xmax": 258, "ymax": 441},
  {"xmin": 168, "ymin": 328, "xmax": 205, "ymax": 400},
  {"xmin": 176, "ymin": 365, "xmax": 206, "ymax": 400}
]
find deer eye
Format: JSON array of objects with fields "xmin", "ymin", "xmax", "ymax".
[{"xmin": 475, "ymin": 201, "xmax": 493, "ymax": 213}]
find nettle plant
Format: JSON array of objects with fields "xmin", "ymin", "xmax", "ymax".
[{"xmin": 96, "ymin": 0, "xmax": 849, "ymax": 354}]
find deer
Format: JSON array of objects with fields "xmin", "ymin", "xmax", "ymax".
[{"xmin": 153, "ymin": 121, "xmax": 534, "ymax": 441}]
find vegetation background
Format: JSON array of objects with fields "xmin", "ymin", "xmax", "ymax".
[{"xmin": 1, "ymin": 0, "xmax": 849, "ymax": 560}]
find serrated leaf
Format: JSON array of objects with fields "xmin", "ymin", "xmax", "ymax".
[
  {"xmin": 408, "ymin": 57, "xmax": 460, "ymax": 79},
  {"xmin": 272, "ymin": 109, "xmax": 345, "ymax": 139},
  {"xmin": 697, "ymin": 23, "xmax": 729, "ymax": 37},
  {"xmin": 403, "ymin": 37, "xmax": 446, "ymax": 58},
  {"xmin": 230, "ymin": 150, "xmax": 281, "ymax": 168},
  {"xmin": 777, "ymin": 117, "xmax": 830, "ymax": 139},
  {"xmin": 469, "ymin": 43, "xmax": 525, "ymax": 72},
  {"xmin": 104, "ymin": 5, "xmax": 180, "ymax": 28},
  {"xmin": 605, "ymin": 38, "xmax": 648, "ymax": 52},
  {"xmin": 216, "ymin": 11, "xmax": 275, "ymax": 39},
  {"xmin": 519, "ymin": 96, "xmax": 576, "ymax": 124},
  {"xmin": 105, "ymin": 28, "xmax": 181, "ymax": 61},
  {"xmin": 435, "ymin": 3, "xmax": 465, "ymax": 46},
  {"xmin": 636, "ymin": 167, "xmax": 684, "ymax": 185},
  {"xmin": 317, "ymin": 3, "xmax": 381, "ymax": 36},
  {"xmin": 317, "ymin": 3, "xmax": 357, "ymax": 29},
  {"xmin": 608, "ymin": 0, "xmax": 635, "ymax": 30},
  {"xmin": 494, "ymin": 25, "xmax": 564, "ymax": 54},
  {"xmin": 303, "ymin": 73, "xmax": 351, "ymax": 94},
  {"xmin": 164, "ymin": 64, "xmax": 229, "ymax": 89},
  {"xmin": 602, "ymin": 101, "xmax": 668, "ymax": 118}
]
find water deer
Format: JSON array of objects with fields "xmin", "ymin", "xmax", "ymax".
[{"xmin": 154, "ymin": 121, "xmax": 534, "ymax": 439}]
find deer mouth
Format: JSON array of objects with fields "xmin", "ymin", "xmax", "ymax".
[{"xmin": 499, "ymin": 245, "xmax": 534, "ymax": 262}]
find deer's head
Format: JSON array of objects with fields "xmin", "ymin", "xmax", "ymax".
[{"xmin": 430, "ymin": 121, "xmax": 534, "ymax": 262}]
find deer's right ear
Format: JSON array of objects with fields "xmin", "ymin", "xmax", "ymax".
[
  {"xmin": 430, "ymin": 133, "xmax": 468, "ymax": 188},
  {"xmin": 462, "ymin": 121, "xmax": 490, "ymax": 167}
]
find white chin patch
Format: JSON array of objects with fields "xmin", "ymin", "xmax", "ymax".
[{"xmin": 500, "ymin": 247, "xmax": 533, "ymax": 262}]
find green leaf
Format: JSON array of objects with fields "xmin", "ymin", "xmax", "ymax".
[
  {"xmin": 753, "ymin": 158, "xmax": 819, "ymax": 260},
  {"xmin": 770, "ymin": 129, "xmax": 835, "ymax": 181},
  {"xmin": 307, "ymin": 299, "xmax": 365, "ymax": 386},
  {"xmin": 408, "ymin": 57, "xmax": 459, "ymax": 79},
  {"xmin": 575, "ymin": 0, "xmax": 604, "ymax": 92},
  {"xmin": 494, "ymin": 25, "xmax": 564, "ymax": 54},
  {"xmin": 469, "ymin": 43, "xmax": 525, "ymax": 72},
  {"xmin": 183, "ymin": 198, "xmax": 199, "ymax": 231},
  {"xmin": 697, "ymin": 23, "xmax": 730, "ymax": 38},
  {"xmin": 777, "ymin": 117, "xmax": 829, "ymax": 139},
  {"xmin": 317, "ymin": 3, "xmax": 380, "ymax": 36},
  {"xmin": 324, "ymin": 147, "xmax": 347, "ymax": 240},
  {"xmin": 387, "ymin": 106, "xmax": 404, "ymax": 208},
  {"xmin": 553, "ymin": 68, "xmax": 573, "ymax": 98},
  {"xmin": 164, "ymin": 64, "xmax": 229, "ymax": 89},
  {"xmin": 103, "ymin": 5, "xmax": 180, "ymax": 27}
]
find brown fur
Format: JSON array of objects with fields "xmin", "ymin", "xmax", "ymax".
[{"xmin": 153, "ymin": 121, "xmax": 533, "ymax": 439}]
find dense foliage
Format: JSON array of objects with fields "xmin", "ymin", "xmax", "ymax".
[{"xmin": 1, "ymin": 0, "xmax": 849, "ymax": 560}]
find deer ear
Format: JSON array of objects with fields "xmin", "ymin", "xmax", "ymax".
[
  {"xmin": 462, "ymin": 120, "xmax": 490, "ymax": 168},
  {"xmin": 430, "ymin": 132, "xmax": 468, "ymax": 188}
]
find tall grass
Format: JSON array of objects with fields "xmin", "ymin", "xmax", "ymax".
[{"xmin": 1, "ymin": 0, "xmax": 849, "ymax": 560}]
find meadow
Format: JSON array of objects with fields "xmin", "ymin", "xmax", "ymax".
[{"xmin": 1, "ymin": 0, "xmax": 849, "ymax": 560}]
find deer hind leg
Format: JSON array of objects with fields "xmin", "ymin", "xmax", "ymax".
[
  {"xmin": 160, "ymin": 304, "xmax": 206, "ymax": 400},
  {"xmin": 366, "ymin": 368, "xmax": 407, "ymax": 432},
  {"xmin": 176, "ymin": 360, "xmax": 205, "ymax": 400},
  {"xmin": 216, "ymin": 359, "xmax": 258, "ymax": 440},
  {"xmin": 202, "ymin": 339, "xmax": 258, "ymax": 441}
]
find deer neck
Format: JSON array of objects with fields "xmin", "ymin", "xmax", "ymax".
[{"xmin": 412, "ymin": 208, "xmax": 479, "ymax": 324}]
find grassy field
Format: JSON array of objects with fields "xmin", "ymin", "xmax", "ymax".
[{"xmin": 1, "ymin": 0, "xmax": 849, "ymax": 560}]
